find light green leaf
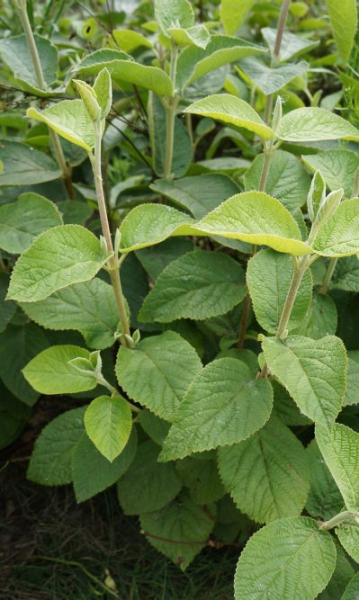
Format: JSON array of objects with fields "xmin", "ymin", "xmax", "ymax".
[
  {"xmin": 112, "ymin": 29, "xmax": 152, "ymax": 53},
  {"xmin": 23, "ymin": 345, "xmax": 97, "ymax": 395},
  {"xmin": 7, "ymin": 225, "xmax": 107, "ymax": 303},
  {"xmin": 140, "ymin": 497, "xmax": 214, "ymax": 570},
  {"xmin": 176, "ymin": 35, "xmax": 265, "ymax": 90},
  {"xmin": 27, "ymin": 407, "xmax": 86, "ymax": 485},
  {"xmin": 278, "ymin": 108, "xmax": 359, "ymax": 143},
  {"xmin": 196, "ymin": 191, "xmax": 312, "ymax": 255},
  {"xmin": 117, "ymin": 440, "xmax": 182, "ymax": 515},
  {"xmin": 184, "ymin": 94, "xmax": 274, "ymax": 141},
  {"xmin": 262, "ymin": 335, "xmax": 347, "ymax": 427},
  {"xmin": 139, "ymin": 251, "xmax": 246, "ymax": 323},
  {"xmin": 168, "ymin": 25, "xmax": 210, "ymax": 49},
  {"xmin": 342, "ymin": 572, "xmax": 359, "ymax": 599},
  {"xmin": 316, "ymin": 423, "xmax": 359, "ymax": 512},
  {"xmin": 220, "ymin": 0, "xmax": 255, "ymax": 34},
  {"xmin": 0, "ymin": 141, "xmax": 61, "ymax": 186},
  {"xmin": 176, "ymin": 457, "xmax": 225, "ymax": 504},
  {"xmin": 20, "ymin": 278, "xmax": 120, "ymax": 350},
  {"xmin": 72, "ymin": 427, "xmax": 137, "ymax": 503},
  {"xmin": 116, "ymin": 331, "xmax": 202, "ymax": 421},
  {"xmin": 27, "ymin": 100, "xmax": 95, "ymax": 151},
  {"xmin": 306, "ymin": 440, "xmax": 343, "ymax": 521},
  {"xmin": 150, "ymin": 174, "xmax": 240, "ymax": 219},
  {"xmin": 0, "ymin": 193, "xmax": 63, "ymax": 254},
  {"xmin": 84, "ymin": 395, "xmax": 132, "ymax": 462},
  {"xmin": 303, "ymin": 150, "xmax": 359, "ymax": 198},
  {"xmin": 160, "ymin": 358, "xmax": 273, "ymax": 461},
  {"xmin": 247, "ymin": 249, "xmax": 312, "ymax": 334},
  {"xmin": 244, "ymin": 150, "xmax": 310, "ymax": 210},
  {"xmin": 93, "ymin": 68, "xmax": 112, "ymax": 119},
  {"xmin": 234, "ymin": 517, "xmax": 337, "ymax": 600},
  {"xmin": 155, "ymin": 0, "xmax": 194, "ymax": 31},
  {"xmin": 238, "ymin": 58, "xmax": 309, "ymax": 95},
  {"xmin": 326, "ymin": 0, "xmax": 357, "ymax": 61},
  {"xmin": 314, "ymin": 199, "xmax": 359, "ymax": 256},
  {"xmin": 119, "ymin": 204, "xmax": 199, "ymax": 253},
  {"xmin": 331, "ymin": 256, "xmax": 359, "ymax": 291},
  {"xmin": 218, "ymin": 416, "xmax": 309, "ymax": 524},
  {"xmin": 261, "ymin": 27, "xmax": 318, "ymax": 62}
]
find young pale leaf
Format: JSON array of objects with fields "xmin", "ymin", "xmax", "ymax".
[
  {"xmin": 262, "ymin": 335, "xmax": 347, "ymax": 427},
  {"xmin": 73, "ymin": 79, "xmax": 100, "ymax": 121},
  {"xmin": 117, "ymin": 440, "xmax": 181, "ymax": 515},
  {"xmin": 313, "ymin": 189, "xmax": 344, "ymax": 234},
  {"xmin": 261, "ymin": 27, "xmax": 318, "ymax": 62},
  {"xmin": 0, "ymin": 141, "xmax": 61, "ymax": 186},
  {"xmin": 184, "ymin": 94, "xmax": 274, "ymax": 141},
  {"xmin": 238, "ymin": 58, "xmax": 309, "ymax": 96},
  {"xmin": 0, "ymin": 193, "xmax": 63, "ymax": 254},
  {"xmin": 160, "ymin": 358, "xmax": 273, "ymax": 461},
  {"xmin": 303, "ymin": 149, "xmax": 359, "ymax": 198},
  {"xmin": 196, "ymin": 191, "xmax": 312, "ymax": 255},
  {"xmin": 140, "ymin": 497, "xmax": 214, "ymax": 571},
  {"xmin": 220, "ymin": 0, "xmax": 255, "ymax": 34},
  {"xmin": 7, "ymin": 225, "xmax": 108, "ymax": 303},
  {"xmin": 119, "ymin": 204, "xmax": 199, "ymax": 253},
  {"xmin": 342, "ymin": 573, "xmax": 359, "ymax": 599},
  {"xmin": 84, "ymin": 396, "xmax": 132, "ymax": 462},
  {"xmin": 27, "ymin": 407, "xmax": 86, "ymax": 485},
  {"xmin": 244, "ymin": 150, "xmax": 310, "ymax": 211},
  {"xmin": 112, "ymin": 29, "xmax": 152, "ymax": 53},
  {"xmin": 235, "ymin": 518, "xmax": 336, "ymax": 600},
  {"xmin": 307, "ymin": 171, "xmax": 326, "ymax": 221},
  {"xmin": 155, "ymin": 0, "xmax": 194, "ymax": 32},
  {"xmin": 313, "ymin": 199, "xmax": 359, "ymax": 256},
  {"xmin": 93, "ymin": 68, "xmax": 112, "ymax": 118},
  {"xmin": 20, "ymin": 278, "xmax": 120, "ymax": 350},
  {"xmin": 27, "ymin": 100, "xmax": 95, "ymax": 151},
  {"xmin": 278, "ymin": 107, "xmax": 359, "ymax": 143},
  {"xmin": 326, "ymin": 0, "xmax": 357, "ymax": 61},
  {"xmin": 167, "ymin": 25, "xmax": 210, "ymax": 49},
  {"xmin": 316, "ymin": 423, "xmax": 359, "ymax": 512},
  {"xmin": 139, "ymin": 251, "xmax": 246, "ymax": 323},
  {"xmin": 23, "ymin": 345, "xmax": 97, "ymax": 395},
  {"xmin": 72, "ymin": 427, "xmax": 137, "ymax": 503},
  {"xmin": 246, "ymin": 249, "xmax": 312, "ymax": 334},
  {"xmin": 116, "ymin": 331, "xmax": 202, "ymax": 421},
  {"xmin": 218, "ymin": 416, "xmax": 309, "ymax": 524},
  {"xmin": 306, "ymin": 440, "xmax": 343, "ymax": 521}
]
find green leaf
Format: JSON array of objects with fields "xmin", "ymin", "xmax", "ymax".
[
  {"xmin": 176, "ymin": 35, "xmax": 265, "ymax": 90},
  {"xmin": 168, "ymin": 25, "xmax": 210, "ymax": 49},
  {"xmin": 7, "ymin": 225, "xmax": 108, "ymax": 303},
  {"xmin": 244, "ymin": 150, "xmax": 310, "ymax": 211},
  {"xmin": 273, "ymin": 380, "xmax": 312, "ymax": 427},
  {"xmin": 0, "ymin": 193, "xmax": 63, "ymax": 254},
  {"xmin": 337, "ymin": 525, "xmax": 359, "ymax": 566},
  {"xmin": 0, "ymin": 273, "xmax": 16, "ymax": 334},
  {"xmin": 72, "ymin": 427, "xmax": 137, "ymax": 502},
  {"xmin": 303, "ymin": 150, "xmax": 359, "ymax": 198},
  {"xmin": 150, "ymin": 174, "xmax": 240, "ymax": 219},
  {"xmin": 119, "ymin": 204, "xmax": 199, "ymax": 253},
  {"xmin": 316, "ymin": 423, "xmax": 359, "ymax": 512},
  {"xmin": 261, "ymin": 27, "xmax": 318, "ymax": 62},
  {"xmin": 160, "ymin": 358, "xmax": 273, "ymax": 461},
  {"xmin": 140, "ymin": 497, "xmax": 214, "ymax": 570},
  {"xmin": 218, "ymin": 416, "xmax": 310, "ymax": 523},
  {"xmin": 344, "ymin": 352, "xmax": 359, "ymax": 406},
  {"xmin": 155, "ymin": 0, "xmax": 194, "ymax": 31},
  {"xmin": 313, "ymin": 199, "xmax": 359, "ymax": 257},
  {"xmin": 220, "ymin": 0, "xmax": 255, "ymax": 34},
  {"xmin": 112, "ymin": 29, "xmax": 152, "ymax": 53},
  {"xmin": 23, "ymin": 345, "xmax": 97, "ymax": 395},
  {"xmin": 342, "ymin": 572, "xmax": 359, "ymax": 599},
  {"xmin": 20, "ymin": 278, "xmax": 120, "ymax": 350},
  {"xmin": 292, "ymin": 293, "xmax": 338, "ymax": 340},
  {"xmin": 306, "ymin": 439, "xmax": 343, "ymax": 522},
  {"xmin": 139, "ymin": 410, "xmax": 170, "ymax": 446},
  {"xmin": 116, "ymin": 331, "xmax": 202, "ymax": 421},
  {"xmin": 247, "ymin": 249, "xmax": 312, "ymax": 334},
  {"xmin": 326, "ymin": 0, "xmax": 357, "ymax": 61},
  {"xmin": 262, "ymin": 335, "xmax": 347, "ymax": 427},
  {"xmin": 278, "ymin": 108, "xmax": 359, "ymax": 143},
  {"xmin": 196, "ymin": 191, "xmax": 312, "ymax": 255},
  {"xmin": 331, "ymin": 256, "xmax": 359, "ymax": 291},
  {"xmin": 176, "ymin": 457, "xmax": 225, "ymax": 504},
  {"xmin": 317, "ymin": 543, "xmax": 355, "ymax": 600},
  {"xmin": 27, "ymin": 407, "xmax": 86, "ymax": 485},
  {"xmin": 0, "ymin": 324, "xmax": 48, "ymax": 405},
  {"xmin": 84, "ymin": 395, "xmax": 132, "ymax": 462},
  {"xmin": 238, "ymin": 58, "xmax": 309, "ymax": 95},
  {"xmin": 136, "ymin": 238, "xmax": 194, "ymax": 280},
  {"xmin": 27, "ymin": 100, "xmax": 95, "ymax": 151},
  {"xmin": 77, "ymin": 50, "xmax": 173, "ymax": 97},
  {"xmin": 184, "ymin": 94, "xmax": 274, "ymax": 141},
  {"xmin": 0, "ymin": 141, "xmax": 61, "ymax": 186},
  {"xmin": 234, "ymin": 517, "xmax": 337, "ymax": 600},
  {"xmin": 117, "ymin": 440, "xmax": 182, "ymax": 515},
  {"xmin": 139, "ymin": 251, "xmax": 246, "ymax": 323},
  {"xmin": 0, "ymin": 33, "xmax": 58, "ymax": 96}
]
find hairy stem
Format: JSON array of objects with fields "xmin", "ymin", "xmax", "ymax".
[
  {"xmin": 320, "ymin": 510, "xmax": 359, "ymax": 530},
  {"xmin": 163, "ymin": 41, "xmax": 179, "ymax": 179},
  {"xmin": 276, "ymin": 256, "xmax": 309, "ymax": 339},
  {"xmin": 319, "ymin": 257, "xmax": 337, "ymax": 294},
  {"xmin": 93, "ymin": 125, "xmax": 131, "ymax": 343}
]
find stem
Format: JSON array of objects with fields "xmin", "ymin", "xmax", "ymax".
[
  {"xmin": 320, "ymin": 511, "xmax": 359, "ymax": 530},
  {"xmin": 319, "ymin": 257, "xmax": 337, "ymax": 294},
  {"xmin": 17, "ymin": 0, "xmax": 74, "ymax": 198},
  {"xmin": 276, "ymin": 256, "xmax": 309, "ymax": 339},
  {"xmin": 273, "ymin": 0, "xmax": 291, "ymax": 59},
  {"xmin": 92, "ymin": 124, "xmax": 131, "ymax": 343},
  {"xmin": 258, "ymin": 144, "xmax": 274, "ymax": 192},
  {"xmin": 163, "ymin": 41, "xmax": 179, "ymax": 179},
  {"xmin": 237, "ymin": 293, "xmax": 251, "ymax": 349}
]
